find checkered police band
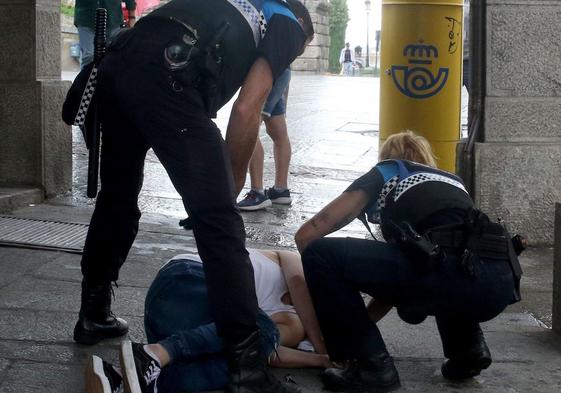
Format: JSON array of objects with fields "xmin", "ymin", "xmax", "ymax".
[
  {"xmin": 393, "ymin": 172, "xmax": 467, "ymax": 202},
  {"xmin": 228, "ymin": 0, "xmax": 268, "ymax": 45},
  {"xmin": 73, "ymin": 67, "xmax": 98, "ymax": 127},
  {"xmin": 371, "ymin": 175, "xmax": 400, "ymax": 223},
  {"xmin": 371, "ymin": 172, "xmax": 467, "ymax": 222}
]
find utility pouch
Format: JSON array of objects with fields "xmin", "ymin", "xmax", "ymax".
[
  {"xmin": 463, "ymin": 209, "xmax": 523, "ymax": 304},
  {"xmin": 194, "ymin": 22, "xmax": 230, "ymax": 118},
  {"xmin": 162, "ymin": 21, "xmax": 229, "ymax": 118}
]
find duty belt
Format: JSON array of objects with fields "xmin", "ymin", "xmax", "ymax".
[{"xmin": 429, "ymin": 223, "xmax": 509, "ymax": 260}]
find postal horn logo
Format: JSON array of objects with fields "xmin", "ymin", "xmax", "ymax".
[{"xmin": 391, "ymin": 43, "xmax": 449, "ymax": 99}]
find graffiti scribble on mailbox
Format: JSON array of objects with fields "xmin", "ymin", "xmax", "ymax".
[
  {"xmin": 445, "ymin": 16, "xmax": 462, "ymax": 54},
  {"xmin": 391, "ymin": 43, "xmax": 449, "ymax": 99}
]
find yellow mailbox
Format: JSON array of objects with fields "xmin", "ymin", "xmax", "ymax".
[{"xmin": 380, "ymin": 0, "xmax": 464, "ymax": 172}]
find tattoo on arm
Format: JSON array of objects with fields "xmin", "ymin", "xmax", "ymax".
[
  {"xmin": 310, "ymin": 218, "xmax": 320, "ymax": 229},
  {"xmin": 333, "ymin": 214, "xmax": 354, "ymax": 232}
]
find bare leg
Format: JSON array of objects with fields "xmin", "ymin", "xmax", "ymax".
[
  {"xmin": 264, "ymin": 115, "xmax": 291, "ymax": 189},
  {"xmin": 248, "ymin": 136, "xmax": 265, "ymax": 191},
  {"xmin": 147, "ymin": 343, "xmax": 171, "ymax": 367}
]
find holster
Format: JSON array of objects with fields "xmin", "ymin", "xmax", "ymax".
[
  {"xmin": 391, "ymin": 221, "xmax": 444, "ymax": 271},
  {"xmin": 159, "ymin": 19, "xmax": 229, "ymax": 118}
]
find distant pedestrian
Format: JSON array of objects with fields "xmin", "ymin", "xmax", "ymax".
[
  {"xmin": 74, "ymin": 0, "xmax": 137, "ymax": 68},
  {"xmin": 238, "ymin": 68, "xmax": 294, "ymax": 211},
  {"xmin": 339, "ymin": 42, "xmax": 355, "ymax": 76}
]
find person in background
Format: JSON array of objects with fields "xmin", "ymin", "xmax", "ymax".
[
  {"xmin": 339, "ymin": 42, "xmax": 355, "ymax": 76},
  {"xmin": 74, "ymin": 0, "xmax": 137, "ymax": 68},
  {"xmin": 238, "ymin": 68, "xmax": 294, "ymax": 211}
]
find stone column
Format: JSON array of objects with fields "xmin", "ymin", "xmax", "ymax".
[
  {"xmin": 293, "ymin": 0, "xmax": 330, "ymax": 72},
  {"xmin": 473, "ymin": 0, "xmax": 561, "ymax": 245},
  {"xmin": 0, "ymin": 0, "xmax": 71, "ymax": 197},
  {"xmin": 554, "ymin": 203, "xmax": 561, "ymax": 336}
]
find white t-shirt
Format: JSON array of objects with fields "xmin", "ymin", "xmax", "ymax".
[{"xmin": 168, "ymin": 249, "xmax": 296, "ymax": 317}]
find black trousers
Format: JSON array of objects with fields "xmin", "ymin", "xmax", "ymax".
[
  {"xmin": 302, "ymin": 237, "xmax": 514, "ymax": 362},
  {"xmin": 80, "ymin": 25, "xmax": 258, "ymax": 343}
]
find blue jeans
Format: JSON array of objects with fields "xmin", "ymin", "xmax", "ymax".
[
  {"xmin": 262, "ymin": 68, "xmax": 291, "ymax": 117},
  {"xmin": 77, "ymin": 26, "xmax": 120, "ymax": 68},
  {"xmin": 144, "ymin": 259, "xmax": 279, "ymax": 393}
]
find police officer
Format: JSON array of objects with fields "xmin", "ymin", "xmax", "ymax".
[
  {"xmin": 73, "ymin": 1, "xmax": 314, "ymax": 392},
  {"xmin": 295, "ymin": 131, "xmax": 522, "ymax": 392}
]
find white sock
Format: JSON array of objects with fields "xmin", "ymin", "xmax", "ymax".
[
  {"xmin": 273, "ymin": 185, "xmax": 287, "ymax": 192},
  {"xmin": 252, "ymin": 188, "xmax": 264, "ymax": 195}
]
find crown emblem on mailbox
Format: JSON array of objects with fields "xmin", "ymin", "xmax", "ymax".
[{"xmin": 403, "ymin": 44, "xmax": 439, "ymax": 59}]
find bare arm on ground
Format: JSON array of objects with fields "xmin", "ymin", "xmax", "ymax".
[
  {"xmin": 269, "ymin": 345, "xmax": 331, "ymax": 369},
  {"xmin": 276, "ymin": 250, "xmax": 327, "ymax": 354}
]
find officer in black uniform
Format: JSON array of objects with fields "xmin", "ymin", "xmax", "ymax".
[
  {"xmin": 72, "ymin": 1, "xmax": 314, "ymax": 392},
  {"xmin": 295, "ymin": 131, "xmax": 522, "ymax": 392}
]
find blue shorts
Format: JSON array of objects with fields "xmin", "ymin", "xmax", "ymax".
[{"xmin": 262, "ymin": 68, "xmax": 291, "ymax": 117}]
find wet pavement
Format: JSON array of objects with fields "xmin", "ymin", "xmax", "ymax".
[
  {"xmin": 0, "ymin": 73, "xmax": 560, "ymax": 392},
  {"xmin": 62, "ymin": 73, "xmax": 385, "ymax": 245}
]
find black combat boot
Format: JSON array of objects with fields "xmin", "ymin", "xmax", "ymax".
[
  {"xmin": 225, "ymin": 330, "xmax": 301, "ymax": 393},
  {"xmin": 441, "ymin": 332, "xmax": 492, "ymax": 380},
  {"xmin": 321, "ymin": 351, "xmax": 400, "ymax": 392},
  {"xmin": 74, "ymin": 281, "xmax": 129, "ymax": 345}
]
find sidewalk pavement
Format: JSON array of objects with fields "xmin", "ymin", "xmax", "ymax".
[
  {"xmin": 0, "ymin": 74, "xmax": 560, "ymax": 392},
  {"xmin": 1, "ymin": 205, "xmax": 560, "ymax": 393}
]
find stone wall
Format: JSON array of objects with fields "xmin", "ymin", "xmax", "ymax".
[
  {"xmin": 474, "ymin": 0, "xmax": 561, "ymax": 245},
  {"xmin": 554, "ymin": 203, "xmax": 561, "ymax": 336},
  {"xmin": 292, "ymin": 0, "xmax": 330, "ymax": 73},
  {"xmin": 0, "ymin": 0, "xmax": 72, "ymax": 197}
]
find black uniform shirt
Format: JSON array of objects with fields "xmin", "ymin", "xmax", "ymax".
[
  {"xmin": 345, "ymin": 160, "xmax": 474, "ymax": 239},
  {"xmin": 256, "ymin": 10, "xmax": 307, "ymax": 80}
]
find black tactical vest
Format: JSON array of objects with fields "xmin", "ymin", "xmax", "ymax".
[{"xmin": 146, "ymin": 0, "xmax": 265, "ymax": 110}]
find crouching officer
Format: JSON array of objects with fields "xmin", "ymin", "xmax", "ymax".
[
  {"xmin": 295, "ymin": 131, "xmax": 523, "ymax": 392},
  {"xmin": 69, "ymin": 1, "xmax": 314, "ymax": 392}
]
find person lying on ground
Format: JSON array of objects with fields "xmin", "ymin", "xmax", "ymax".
[{"xmin": 85, "ymin": 248, "xmax": 330, "ymax": 393}]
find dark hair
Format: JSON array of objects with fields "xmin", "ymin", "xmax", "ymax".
[{"xmin": 286, "ymin": 0, "xmax": 315, "ymax": 38}]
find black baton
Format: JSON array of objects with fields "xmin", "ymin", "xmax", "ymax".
[{"xmin": 87, "ymin": 8, "xmax": 107, "ymax": 198}]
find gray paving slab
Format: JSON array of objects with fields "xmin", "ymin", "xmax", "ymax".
[
  {"xmin": 0, "ymin": 277, "xmax": 147, "ymax": 318},
  {"xmin": 0, "ymin": 248, "xmax": 60, "ymax": 289},
  {"xmin": 274, "ymin": 357, "xmax": 561, "ymax": 393},
  {"xmin": 31, "ymin": 252, "xmax": 83, "ymax": 283},
  {"xmin": 0, "ymin": 340, "xmax": 119, "ymax": 365},
  {"xmin": 0, "ymin": 358, "xmax": 9, "ymax": 375},
  {"xmin": 0, "ymin": 308, "xmax": 145, "ymax": 343},
  {"xmin": 0, "ymin": 362, "xmax": 85, "ymax": 393}
]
